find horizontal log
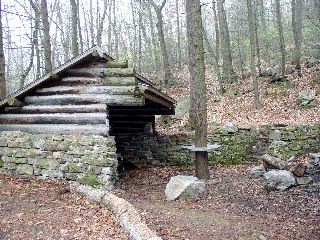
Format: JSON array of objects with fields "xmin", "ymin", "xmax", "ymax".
[
  {"xmin": 66, "ymin": 68, "xmax": 136, "ymax": 78},
  {"xmin": 0, "ymin": 124, "xmax": 109, "ymax": 136},
  {"xmin": 109, "ymin": 107, "xmax": 174, "ymax": 115},
  {"xmin": 24, "ymin": 94, "xmax": 144, "ymax": 106},
  {"xmin": 109, "ymin": 115, "xmax": 154, "ymax": 121},
  {"xmin": 110, "ymin": 127, "xmax": 145, "ymax": 134},
  {"xmin": 59, "ymin": 77, "xmax": 137, "ymax": 86},
  {"xmin": 35, "ymin": 85, "xmax": 139, "ymax": 95},
  {"xmin": 4, "ymin": 104, "xmax": 107, "ymax": 114},
  {"xmin": 0, "ymin": 113, "xmax": 107, "ymax": 125},
  {"xmin": 105, "ymin": 60, "xmax": 128, "ymax": 68}
]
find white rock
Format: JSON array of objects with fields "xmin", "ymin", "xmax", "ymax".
[
  {"xmin": 222, "ymin": 122, "xmax": 238, "ymax": 133},
  {"xmin": 165, "ymin": 175, "xmax": 205, "ymax": 201},
  {"xmin": 263, "ymin": 170, "xmax": 296, "ymax": 191}
]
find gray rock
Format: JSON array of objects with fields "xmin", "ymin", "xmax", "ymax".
[
  {"xmin": 16, "ymin": 164, "xmax": 33, "ymax": 175},
  {"xmin": 296, "ymin": 177, "xmax": 313, "ymax": 185},
  {"xmin": 291, "ymin": 162, "xmax": 306, "ymax": 177},
  {"xmin": 222, "ymin": 122, "xmax": 238, "ymax": 133},
  {"xmin": 263, "ymin": 170, "xmax": 296, "ymax": 191},
  {"xmin": 298, "ymin": 90, "xmax": 316, "ymax": 106},
  {"xmin": 165, "ymin": 175, "xmax": 205, "ymax": 201},
  {"xmin": 262, "ymin": 154, "xmax": 288, "ymax": 170},
  {"xmin": 250, "ymin": 165, "xmax": 266, "ymax": 179},
  {"xmin": 269, "ymin": 130, "xmax": 281, "ymax": 141},
  {"xmin": 172, "ymin": 96, "xmax": 190, "ymax": 119}
]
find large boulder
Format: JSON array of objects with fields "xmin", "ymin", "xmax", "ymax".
[
  {"xmin": 165, "ymin": 175, "xmax": 205, "ymax": 201},
  {"xmin": 261, "ymin": 154, "xmax": 288, "ymax": 170},
  {"xmin": 263, "ymin": 170, "xmax": 296, "ymax": 191}
]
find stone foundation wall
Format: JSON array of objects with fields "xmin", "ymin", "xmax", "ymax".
[
  {"xmin": 119, "ymin": 124, "xmax": 320, "ymax": 166},
  {"xmin": 0, "ymin": 131, "xmax": 118, "ymax": 189}
]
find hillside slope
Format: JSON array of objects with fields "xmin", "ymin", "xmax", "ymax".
[{"xmin": 160, "ymin": 64, "xmax": 320, "ymax": 134}]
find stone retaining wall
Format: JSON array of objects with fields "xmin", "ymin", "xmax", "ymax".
[
  {"xmin": 118, "ymin": 124, "xmax": 320, "ymax": 166},
  {"xmin": 0, "ymin": 131, "xmax": 118, "ymax": 189}
]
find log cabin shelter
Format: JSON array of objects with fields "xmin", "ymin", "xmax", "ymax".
[{"xmin": 0, "ymin": 46, "xmax": 175, "ymax": 167}]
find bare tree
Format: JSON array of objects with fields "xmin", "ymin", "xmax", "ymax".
[
  {"xmin": 186, "ymin": 0, "xmax": 209, "ymax": 179},
  {"xmin": 247, "ymin": 0, "xmax": 262, "ymax": 109},
  {"xmin": 176, "ymin": 0, "xmax": 182, "ymax": 68},
  {"xmin": 217, "ymin": 0, "xmax": 236, "ymax": 82},
  {"xmin": 96, "ymin": 0, "xmax": 108, "ymax": 47},
  {"xmin": 41, "ymin": 0, "xmax": 53, "ymax": 73},
  {"xmin": 148, "ymin": 0, "xmax": 172, "ymax": 88},
  {"xmin": 147, "ymin": 3, "xmax": 160, "ymax": 70},
  {"xmin": 275, "ymin": 0, "xmax": 286, "ymax": 76},
  {"xmin": 70, "ymin": 0, "xmax": 79, "ymax": 57},
  {"xmin": 292, "ymin": 0, "xmax": 303, "ymax": 71},
  {"xmin": 0, "ymin": 0, "xmax": 5, "ymax": 98}
]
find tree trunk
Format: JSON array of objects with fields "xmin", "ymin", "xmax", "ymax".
[
  {"xmin": 40, "ymin": 0, "xmax": 53, "ymax": 73},
  {"xmin": 275, "ymin": 0, "xmax": 286, "ymax": 76},
  {"xmin": 217, "ymin": 0, "xmax": 236, "ymax": 82},
  {"xmin": 203, "ymin": 29, "xmax": 224, "ymax": 94},
  {"xmin": 292, "ymin": 0, "xmax": 303, "ymax": 71},
  {"xmin": 113, "ymin": 0, "xmax": 119, "ymax": 58},
  {"xmin": 77, "ymin": 0, "xmax": 83, "ymax": 53},
  {"xmin": 147, "ymin": 3, "xmax": 160, "ymax": 71},
  {"xmin": 149, "ymin": 0, "xmax": 172, "ymax": 88},
  {"xmin": 176, "ymin": 0, "xmax": 182, "ymax": 68},
  {"xmin": 70, "ymin": 0, "xmax": 79, "ymax": 57},
  {"xmin": 254, "ymin": 0, "xmax": 262, "ymax": 75},
  {"xmin": 186, "ymin": 0, "xmax": 209, "ymax": 180},
  {"xmin": 96, "ymin": 0, "xmax": 108, "ymax": 47},
  {"xmin": 0, "ymin": 0, "xmax": 6, "ymax": 99},
  {"xmin": 246, "ymin": 0, "xmax": 262, "ymax": 109}
]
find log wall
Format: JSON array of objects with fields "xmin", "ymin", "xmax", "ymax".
[{"xmin": 0, "ymin": 60, "xmax": 146, "ymax": 136}]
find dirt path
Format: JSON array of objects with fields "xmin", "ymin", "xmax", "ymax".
[
  {"xmin": 0, "ymin": 173, "xmax": 128, "ymax": 240},
  {"xmin": 117, "ymin": 166, "xmax": 320, "ymax": 240}
]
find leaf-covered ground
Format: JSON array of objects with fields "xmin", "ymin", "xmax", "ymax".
[
  {"xmin": 117, "ymin": 166, "xmax": 320, "ymax": 240},
  {"xmin": 159, "ymin": 64, "xmax": 320, "ymax": 134},
  {"xmin": 0, "ymin": 173, "xmax": 128, "ymax": 240}
]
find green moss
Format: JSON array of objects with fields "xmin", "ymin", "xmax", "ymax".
[
  {"xmin": 68, "ymin": 164, "xmax": 86, "ymax": 173},
  {"xmin": 310, "ymin": 76, "xmax": 320, "ymax": 87},
  {"xmin": 0, "ymin": 159, "xmax": 3, "ymax": 168},
  {"xmin": 79, "ymin": 172, "xmax": 102, "ymax": 188}
]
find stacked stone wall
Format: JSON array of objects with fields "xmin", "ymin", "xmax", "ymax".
[
  {"xmin": 118, "ymin": 124, "xmax": 320, "ymax": 166},
  {"xmin": 0, "ymin": 131, "xmax": 118, "ymax": 189}
]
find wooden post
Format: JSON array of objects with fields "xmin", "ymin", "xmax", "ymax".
[{"xmin": 195, "ymin": 151, "xmax": 209, "ymax": 180}]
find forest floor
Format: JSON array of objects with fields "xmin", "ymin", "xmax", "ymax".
[
  {"xmin": 159, "ymin": 64, "xmax": 320, "ymax": 134},
  {"xmin": 0, "ymin": 173, "xmax": 128, "ymax": 240},
  {"xmin": 117, "ymin": 166, "xmax": 320, "ymax": 240}
]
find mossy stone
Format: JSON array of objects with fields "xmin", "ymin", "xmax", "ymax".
[{"xmin": 79, "ymin": 172, "xmax": 102, "ymax": 188}]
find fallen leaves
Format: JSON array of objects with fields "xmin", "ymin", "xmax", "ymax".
[
  {"xmin": 118, "ymin": 165, "xmax": 320, "ymax": 240},
  {"xmin": 159, "ymin": 64, "xmax": 320, "ymax": 135},
  {"xmin": 0, "ymin": 173, "xmax": 128, "ymax": 240}
]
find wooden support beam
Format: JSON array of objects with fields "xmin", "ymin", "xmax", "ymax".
[
  {"xmin": 0, "ymin": 124, "xmax": 109, "ymax": 136},
  {"xmin": 24, "ymin": 94, "xmax": 144, "ymax": 106},
  {"xmin": 4, "ymin": 104, "xmax": 107, "ymax": 114},
  {"xmin": 35, "ymin": 85, "xmax": 139, "ymax": 95},
  {"xmin": 66, "ymin": 68, "xmax": 136, "ymax": 78},
  {"xmin": 144, "ymin": 91, "xmax": 174, "ymax": 108},
  {"xmin": 0, "ymin": 113, "xmax": 107, "ymax": 125}
]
